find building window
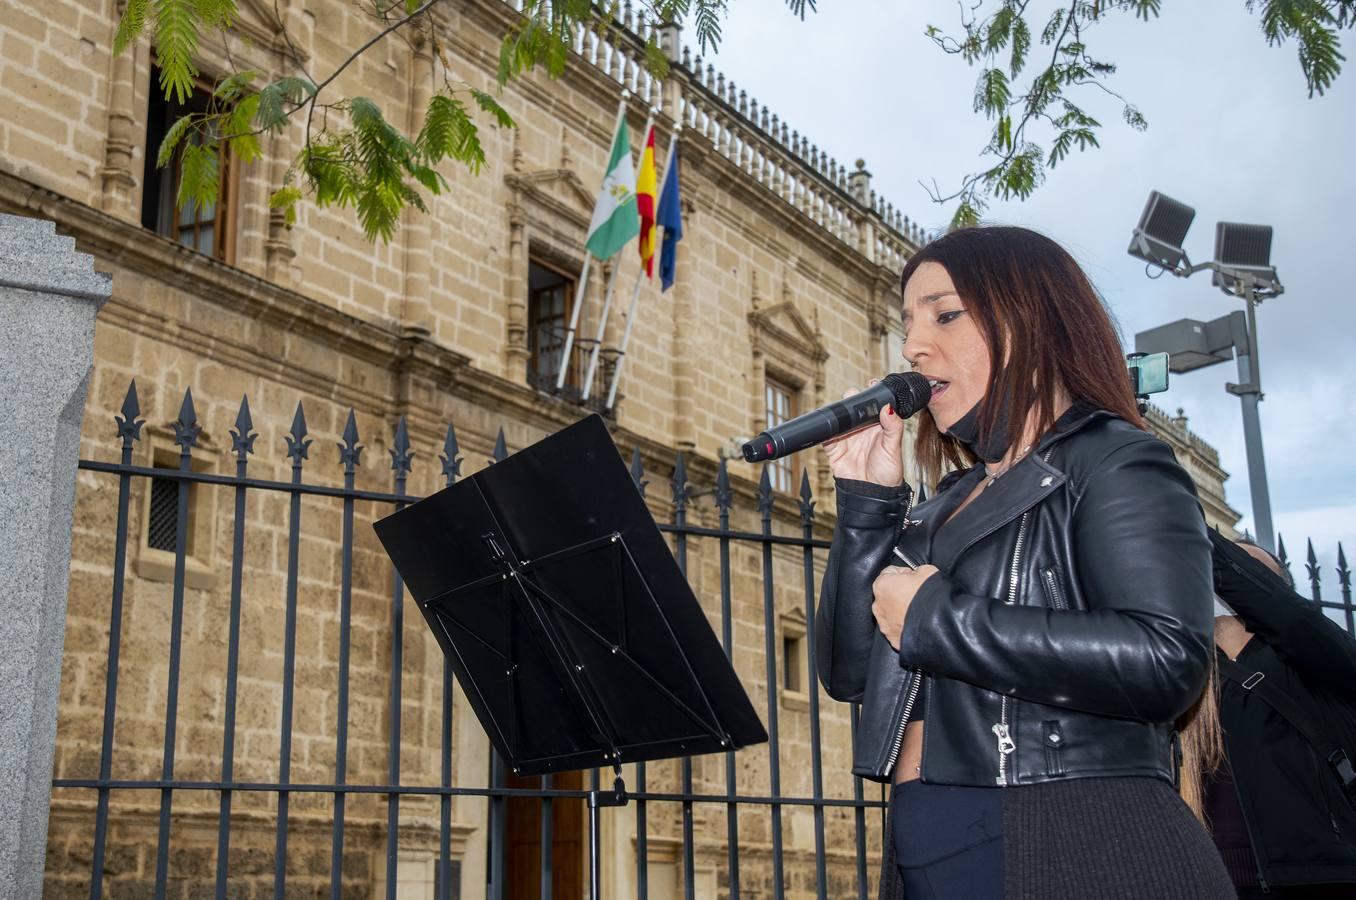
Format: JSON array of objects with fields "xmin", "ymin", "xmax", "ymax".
[
  {"xmin": 135, "ymin": 442, "xmax": 219, "ymax": 591},
  {"xmin": 527, "ymin": 260, "xmax": 580, "ymax": 392},
  {"xmin": 765, "ymin": 377, "xmax": 799, "ymax": 493},
  {"xmin": 141, "ymin": 65, "xmax": 237, "ymax": 262},
  {"xmin": 781, "ymin": 614, "xmax": 808, "ymax": 708},
  {"xmin": 146, "ymin": 471, "xmax": 183, "ymax": 552}
]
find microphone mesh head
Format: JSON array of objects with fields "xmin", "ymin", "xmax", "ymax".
[{"xmin": 881, "ymin": 372, "xmax": 932, "ymax": 419}]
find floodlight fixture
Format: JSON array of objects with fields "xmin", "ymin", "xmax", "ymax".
[
  {"xmin": 1212, "ymin": 221, "xmax": 1279, "ymax": 293},
  {"xmin": 1128, "ymin": 190, "xmax": 1196, "ymax": 273}
]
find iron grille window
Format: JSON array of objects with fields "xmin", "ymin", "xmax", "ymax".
[
  {"xmin": 765, "ymin": 377, "xmax": 799, "ymax": 493},
  {"xmin": 141, "ymin": 66, "xmax": 236, "ymax": 262},
  {"xmin": 146, "ymin": 474, "xmax": 180, "ymax": 552},
  {"xmin": 527, "ymin": 260, "xmax": 579, "ymax": 390}
]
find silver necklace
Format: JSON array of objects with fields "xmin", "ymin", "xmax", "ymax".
[{"xmin": 985, "ymin": 444, "xmax": 1033, "ymax": 487}]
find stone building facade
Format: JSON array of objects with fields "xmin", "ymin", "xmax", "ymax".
[{"xmin": 0, "ymin": 1, "xmax": 1239, "ymax": 898}]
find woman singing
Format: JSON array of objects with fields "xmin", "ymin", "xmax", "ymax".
[{"xmin": 816, "ymin": 226, "xmax": 1232, "ymax": 898}]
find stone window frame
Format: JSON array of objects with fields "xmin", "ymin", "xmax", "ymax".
[
  {"xmin": 140, "ymin": 65, "xmax": 242, "ymax": 265},
  {"xmin": 749, "ymin": 290, "xmax": 829, "ymax": 495},
  {"xmin": 133, "ymin": 426, "xmax": 220, "ymax": 591},
  {"xmin": 763, "ymin": 370, "xmax": 803, "ymax": 495},
  {"xmin": 526, "ymin": 251, "xmax": 584, "ymax": 392},
  {"xmin": 780, "ymin": 610, "xmax": 810, "ymax": 712}
]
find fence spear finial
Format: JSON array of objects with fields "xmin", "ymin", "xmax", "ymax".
[
  {"xmin": 231, "ymin": 395, "xmax": 256, "ymax": 460},
  {"xmin": 440, "ymin": 422, "xmax": 462, "ymax": 486}
]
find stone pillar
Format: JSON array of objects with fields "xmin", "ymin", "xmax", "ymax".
[
  {"xmin": 0, "ymin": 214, "xmax": 110, "ymax": 899},
  {"xmin": 400, "ymin": 34, "xmax": 435, "ymax": 335},
  {"xmin": 505, "ymin": 203, "xmax": 530, "ymax": 383},
  {"xmin": 849, "ymin": 160, "xmax": 877, "ymax": 263},
  {"xmin": 99, "ymin": 4, "xmax": 144, "ymax": 218}
]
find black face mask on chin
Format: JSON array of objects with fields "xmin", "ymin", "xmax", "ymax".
[{"xmin": 942, "ymin": 391, "xmax": 1013, "ymax": 464}]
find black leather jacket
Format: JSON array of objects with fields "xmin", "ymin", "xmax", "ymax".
[
  {"xmin": 815, "ymin": 406, "xmax": 1215, "ymax": 786},
  {"xmin": 1210, "ymin": 531, "xmax": 1356, "ymax": 888}
]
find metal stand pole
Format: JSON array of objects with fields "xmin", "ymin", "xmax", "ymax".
[
  {"xmin": 588, "ymin": 768, "xmax": 628, "ymax": 900},
  {"xmin": 1227, "ymin": 282, "xmax": 1275, "ymax": 552}
]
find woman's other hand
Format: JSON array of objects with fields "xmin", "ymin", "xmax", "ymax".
[
  {"xmin": 823, "ymin": 380, "xmax": 907, "ymax": 486},
  {"xmin": 872, "ymin": 564, "xmax": 940, "ymax": 651}
]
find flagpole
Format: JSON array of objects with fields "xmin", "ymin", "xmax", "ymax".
[
  {"xmin": 604, "ymin": 269, "xmax": 647, "ymax": 409},
  {"xmin": 606, "ymin": 127, "xmax": 679, "ymax": 411},
  {"xmin": 556, "ymin": 90, "xmax": 631, "ymax": 392},
  {"xmin": 583, "ymin": 107, "xmax": 654, "ymax": 401},
  {"xmin": 581, "ymin": 259, "xmax": 623, "ymax": 400}
]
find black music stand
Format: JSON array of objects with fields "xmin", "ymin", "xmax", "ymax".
[{"xmin": 373, "ymin": 415, "xmax": 767, "ymax": 897}]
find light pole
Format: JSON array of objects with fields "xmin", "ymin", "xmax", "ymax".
[{"xmin": 1128, "ymin": 191, "xmax": 1283, "ymax": 552}]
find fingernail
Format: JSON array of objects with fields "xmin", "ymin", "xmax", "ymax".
[{"xmin": 886, "ymin": 407, "xmax": 894, "ymax": 416}]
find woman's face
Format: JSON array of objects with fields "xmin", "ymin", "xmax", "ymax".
[{"xmin": 901, "ymin": 262, "xmax": 993, "ymax": 432}]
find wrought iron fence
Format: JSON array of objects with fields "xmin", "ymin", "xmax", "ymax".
[
  {"xmin": 50, "ymin": 380, "xmax": 1356, "ymax": 900},
  {"xmin": 52, "ymin": 380, "xmax": 884, "ymax": 900},
  {"xmin": 1274, "ymin": 534, "xmax": 1356, "ymax": 633}
]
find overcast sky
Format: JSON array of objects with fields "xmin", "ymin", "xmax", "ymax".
[{"xmin": 707, "ymin": 0, "xmax": 1356, "ymax": 594}]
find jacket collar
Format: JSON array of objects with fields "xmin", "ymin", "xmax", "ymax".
[{"xmin": 907, "ymin": 404, "xmax": 1118, "ymax": 572}]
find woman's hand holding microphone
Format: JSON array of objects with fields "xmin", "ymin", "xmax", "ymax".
[{"xmin": 823, "ymin": 379, "xmax": 938, "ymax": 652}]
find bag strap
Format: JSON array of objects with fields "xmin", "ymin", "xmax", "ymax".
[{"xmin": 1218, "ymin": 656, "xmax": 1356, "ymax": 791}]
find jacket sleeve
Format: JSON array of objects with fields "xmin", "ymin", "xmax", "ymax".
[
  {"xmin": 1212, "ymin": 530, "xmax": 1356, "ymax": 696},
  {"xmin": 814, "ymin": 478, "xmax": 910, "ymax": 702},
  {"xmin": 896, "ymin": 437, "xmax": 1214, "ymax": 723}
]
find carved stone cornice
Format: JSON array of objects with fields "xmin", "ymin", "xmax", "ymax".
[{"xmin": 503, "ymin": 169, "xmax": 594, "ymax": 231}]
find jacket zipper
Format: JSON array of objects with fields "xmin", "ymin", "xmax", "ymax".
[
  {"xmin": 1310, "ymin": 746, "xmax": 1344, "ymax": 839},
  {"xmin": 884, "ymin": 487, "xmax": 922, "ymax": 777},
  {"xmin": 994, "ymin": 508, "xmax": 1031, "ymax": 785},
  {"xmin": 1043, "ymin": 568, "xmax": 1068, "ymax": 610},
  {"xmin": 884, "ymin": 672, "xmax": 922, "ymax": 776}
]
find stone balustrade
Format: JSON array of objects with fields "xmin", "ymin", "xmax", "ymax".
[{"xmin": 501, "ymin": 0, "xmax": 937, "ymax": 271}]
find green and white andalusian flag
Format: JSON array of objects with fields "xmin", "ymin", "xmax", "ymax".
[{"xmin": 585, "ymin": 119, "xmax": 640, "ymax": 260}]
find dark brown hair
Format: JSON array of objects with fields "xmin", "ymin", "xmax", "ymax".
[{"xmin": 900, "ymin": 226, "xmax": 1145, "ymax": 485}]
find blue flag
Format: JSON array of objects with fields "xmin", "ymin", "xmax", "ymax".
[{"xmin": 657, "ymin": 145, "xmax": 683, "ymax": 292}]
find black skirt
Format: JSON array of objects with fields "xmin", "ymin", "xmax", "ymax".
[{"xmin": 879, "ymin": 776, "xmax": 1234, "ymax": 900}]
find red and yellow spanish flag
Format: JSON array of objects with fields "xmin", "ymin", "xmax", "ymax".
[{"xmin": 636, "ymin": 124, "xmax": 658, "ymax": 277}]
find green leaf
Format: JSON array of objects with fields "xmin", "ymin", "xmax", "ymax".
[
  {"xmin": 156, "ymin": 114, "xmax": 195, "ymax": 168},
  {"xmin": 270, "ymin": 185, "xmax": 303, "ymax": 228},
  {"xmin": 300, "ymin": 141, "xmax": 356, "ymax": 208},
  {"xmin": 154, "ymin": 0, "xmax": 200, "ymax": 104},
  {"xmin": 418, "ymin": 94, "xmax": 484, "ymax": 173},
  {"xmin": 1009, "ymin": 16, "xmax": 1030, "ymax": 76},
  {"xmin": 213, "ymin": 69, "xmax": 258, "ymax": 103},
  {"xmin": 177, "ymin": 140, "xmax": 220, "ymax": 210},
  {"xmin": 195, "ymin": 0, "xmax": 238, "ymax": 30},
  {"xmin": 643, "ymin": 38, "xmax": 671, "ymax": 79},
  {"xmin": 256, "ymin": 76, "xmax": 316, "ymax": 133},
  {"xmin": 986, "ymin": 4, "xmax": 1014, "ymax": 53},
  {"xmin": 470, "ymin": 89, "xmax": 515, "ymax": 128},
  {"xmin": 974, "ymin": 68, "xmax": 1010, "ymax": 118},
  {"xmin": 226, "ymin": 94, "xmax": 262, "ymax": 163},
  {"xmin": 114, "ymin": 0, "xmax": 150, "ymax": 55},
  {"xmin": 950, "ymin": 198, "xmax": 983, "ymax": 230},
  {"xmin": 1041, "ymin": 8, "xmax": 1065, "ymax": 44}
]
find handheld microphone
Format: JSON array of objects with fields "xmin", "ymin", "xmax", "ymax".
[{"xmin": 741, "ymin": 372, "xmax": 932, "ymax": 463}]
